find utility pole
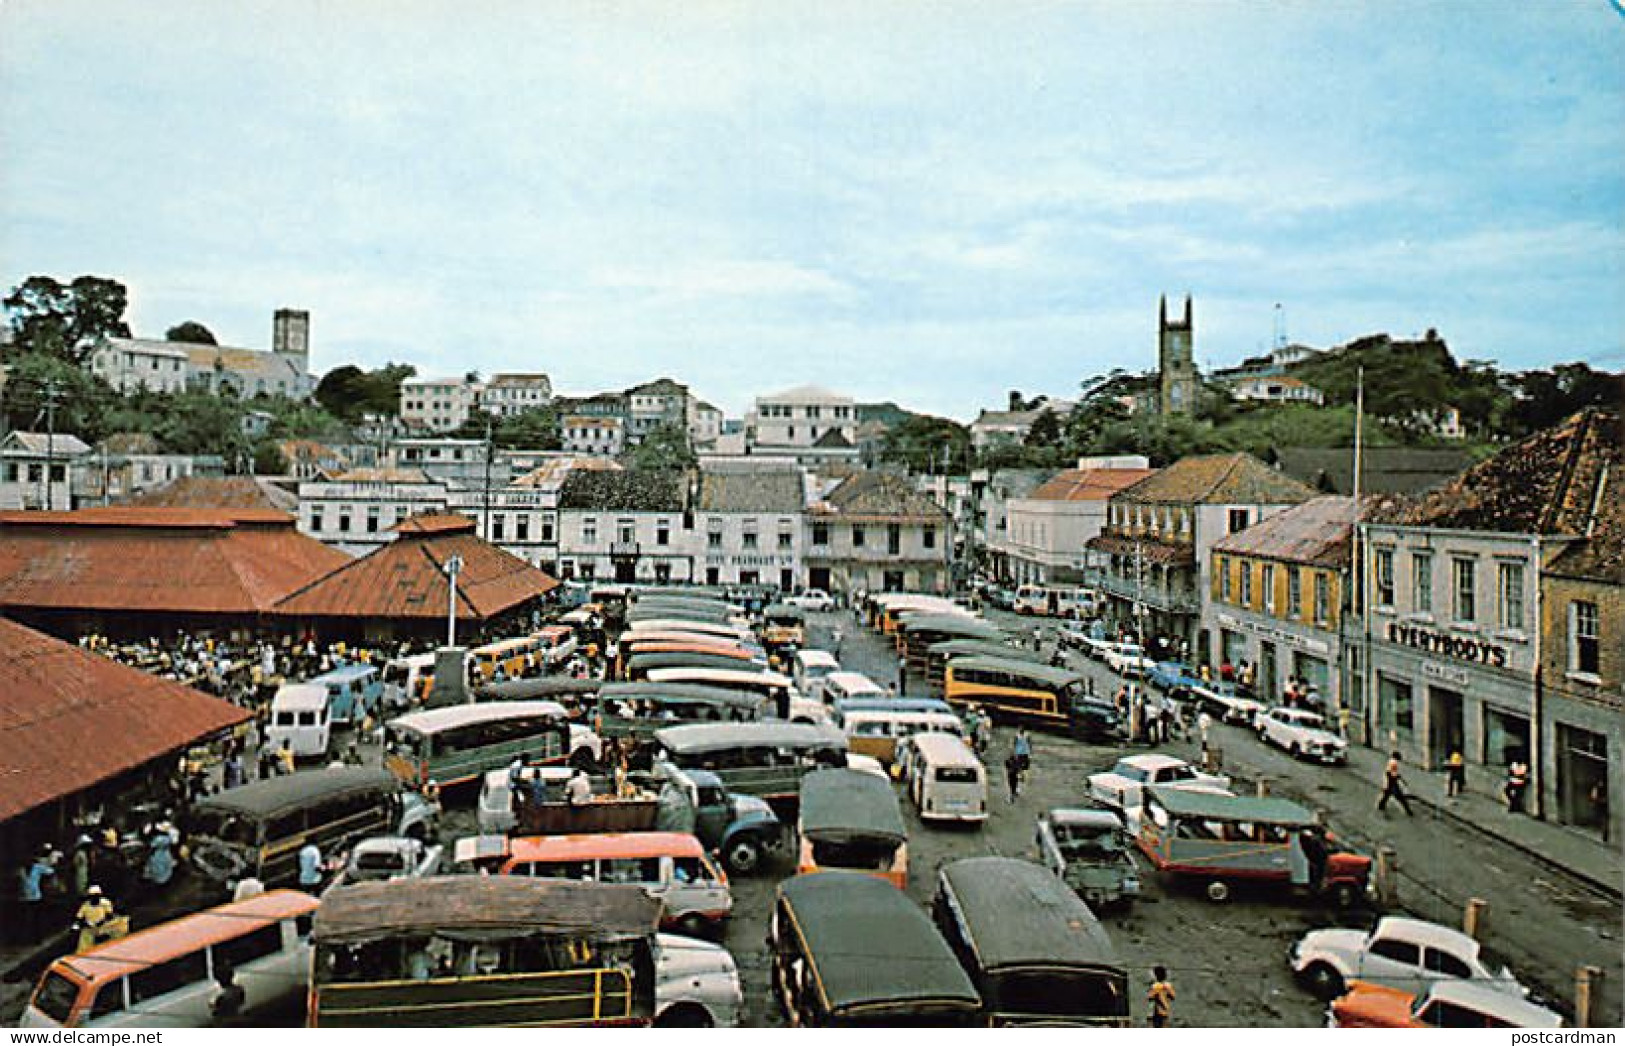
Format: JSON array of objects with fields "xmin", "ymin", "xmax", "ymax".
[
  {"xmin": 41, "ymin": 379, "xmax": 62, "ymax": 510},
  {"xmin": 444, "ymin": 553, "xmax": 464, "ymax": 648},
  {"xmin": 482, "ymin": 418, "xmax": 494, "ymax": 542}
]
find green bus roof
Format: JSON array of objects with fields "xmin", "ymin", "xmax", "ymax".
[
  {"xmin": 927, "ymin": 639, "xmax": 1044, "ymax": 663},
  {"xmin": 779, "ymin": 872, "xmax": 980, "ymax": 1016},
  {"xmin": 800, "ymin": 768, "xmax": 907, "ymax": 844},
  {"xmin": 898, "ymin": 615, "xmax": 1003, "ymax": 641},
  {"xmin": 937, "ymin": 856, "xmax": 1121, "ymax": 971}
]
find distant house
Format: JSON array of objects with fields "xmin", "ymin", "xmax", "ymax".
[
  {"xmin": 0, "ymin": 431, "xmax": 91, "ymax": 510},
  {"xmin": 747, "ymin": 385, "xmax": 859, "ymax": 466},
  {"xmin": 399, "ymin": 376, "xmax": 480, "ymax": 433},
  {"xmin": 1229, "ymin": 374, "xmax": 1324, "ymax": 405},
  {"xmin": 94, "ymin": 309, "xmax": 315, "ymax": 400},
  {"xmin": 1000, "ymin": 458, "xmax": 1157, "ymax": 586},
  {"xmin": 476, "ymin": 373, "xmax": 553, "ymax": 418}
]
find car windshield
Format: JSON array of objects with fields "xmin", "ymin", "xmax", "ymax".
[
  {"xmin": 1115, "ymin": 765, "xmax": 1147, "ymax": 783},
  {"xmin": 1161, "ymin": 765, "xmax": 1196, "ymax": 782},
  {"xmin": 1056, "ymin": 823, "xmax": 1120, "ymax": 858}
]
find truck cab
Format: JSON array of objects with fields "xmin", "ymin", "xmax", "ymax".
[{"xmin": 660, "ymin": 765, "xmax": 785, "ymax": 875}]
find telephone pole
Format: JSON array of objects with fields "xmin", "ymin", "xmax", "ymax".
[{"xmin": 41, "ymin": 379, "xmax": 63, "ymax": 510}]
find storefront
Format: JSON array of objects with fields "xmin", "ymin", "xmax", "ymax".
[{"xmin": 1208, "ymin": 609, "xmax": 1337, "ymax": 708}]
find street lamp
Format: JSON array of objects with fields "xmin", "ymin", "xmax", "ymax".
[{"xmin": 443, "ymin": 554, "xmax": 464, "ymax": 648}]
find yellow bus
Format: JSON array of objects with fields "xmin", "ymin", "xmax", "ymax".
[
  {"xmin": 943, "ymin": 656, "xmax": 1120, "ymax": 739},
  {"xmin": 470, "ymin": 636, "xmax": 541, "ymax": 682}
]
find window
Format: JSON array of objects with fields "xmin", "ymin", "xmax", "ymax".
[
  {"xmin": 1228, "ymin": 508, "xmax": 1250, "ymax": 534},
  {"xmin": 1368, "ymin": 938, "xmax": 1420, "ymax": 966},
  {"xmin": 491, "ymin": 515, "xmax": 505, "ymax": 541},
  {"xmin": 887, "ymin": 524, "xmax": 901, "ymax": 555},
  {"xmin": 583, "ymin": 518, "xmax": 597, "ymax": 545},
  {"xmin": 1219, "ymin": 557, "xmax": 1232, "ymax": 601},
  {"xmin": 1413, "ymin": 552, "xmax": 1433, "ymax": 613},
  {"xmin": 213, "ymin": 922, "xmax": 284, "ymax": 970},
  {"xmin": 1424, "ymin": 948, "xmax": 1473, "ymax": 978},
  {"xmin": 1375, "ymin": 548, "xmax": 1394, "ymax": 608},
  {"xmin": 1240, "ymin": 563, "xmax": 1253, "ymax": 606},
  {"xmin": 812, "ymin": 523, "xmax": 829, "ymax": 546},
  {"xmin": 311, "ymin": 508, "xmax": 324, "ymax": 532},
  {"xmin": 1497, "ymin": 562, "xmax": 1524, "ymax": 630},
  {"xmin": 1453, "ymin": 558, "xmax": 1475, "ymax": 622},
  {"xmin": 778, "ymin": 529, "xmax": 793, "ymax": 550},
  {"xmin": 516, "ymin": 516, "xmax": 530, "ymax": 542},
  {"xmin": 337, "ymin": 510, "xmax": 352, "ymax": 533},
  {"xmin": 1288, "ymin": 568, "xmax": 1303, "ymax": 618},
  {"xmin": 708, "ymin": 528, "xmax": 722, "ymax": 549},
  {"xmin": 922, "ymin": 527, "xmax": 936, "ymax": 550},
  {"xmin": 1314, "ymin": 574, "xmax": 1330, "ymax": 624},
  {"xmin": 742, "ymin": 527, "xmax": 758, "ymax": 551},
  {"xmin": 128, "ymin": 950, "xmax": 208, "ymax": 1005},
  {"xmin": 1262, "ymin": 564, "xmax": 1276, "ymax": 613},
  {"xmin": 1572, "ymin": 600, "xmax": 1600, "ymax": 675},
  {"xmin": 541, "ymin": 516, "xmax": 555, "ymax": 544},
  {"xmin": 852, "ymin": 526, "xmax": 866, "ymax": 548},
  {"xmin": 657, "ymin": 521, "xmax": 670, "ymax": 547}
]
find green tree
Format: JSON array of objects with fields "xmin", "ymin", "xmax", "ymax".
[
  {"xmin": 494, "ymin": 406, "xmax": 562, "ymax": 450},
  {"xmin": 624, "ymin": 422, "xmax": 696, "ymax": 471},
  {"xmin": 0, "ymin": 350, "xmax": 119, "ymax": 439},
  {"xmin": 881, "ymin": 414, "xmax": 971, "ymax": 473},
  {"xmin": 316, "ymin": 361, "xmax": 416, "ymax": 420},
  {"xmin": 253, "ymin": 441, "xmax": 289, "ymax": 475},
  {"xmin": 3, "ymin": 275, "xmax": 132, "ymax": 365},
  {"xmin": 1506, "ymin": 362, "xmax": 1622, "ymax": 436},
  {"xmin": 165, "ymin": 321, "xmax": 217, "ymax": 344}
]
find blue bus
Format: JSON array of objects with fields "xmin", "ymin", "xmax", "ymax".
[{"xmin": 311, "ymin": 664, "xmax": 383, "ymax": 725}]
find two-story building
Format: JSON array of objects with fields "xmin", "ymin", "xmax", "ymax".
[
  {"xmin": 694, "ymin": 464, "xmax": 806, "ymax": 591},
  {"xmin": 556, "ymin": 470, "xmax": 693, "ymax": 584},
  {"xmin": 476, "ymin": 373, "xmax": 553, "ymax": 418},
  {"xmin": 625, "ymin": 378, "xmax": 692, "ymax": 443},
  {"xmin": 1356, "ymin": 409, "xmax": 1620, "ymax": 826},
  {"xmin": 562, "ymin": 415, "xmax": 626, "ymax": 457},
  {"xmin": 1088, "ymin": 453, "xmax": 1315, "ymax": 662},
  {"xmin": 747, "ymin": 386, "xmax": 859, "ymax": 467},
  {"xmin": 1208, "ymin": 496, "xmax": 1370, "ymax": 710},
  {"xmin": 399, "ymin": 376, "xmax": 479, "ymax": 433},
  {"xmin": 88, "ymin": 339, "xmax": 191, "ymax": 394},
  {"xmin": 804, "ymin": 471, "xmax": 951, "ymax": 595},
  {"xmin": 298, "ymin": 468, "xmax": 450, "ymax": 556},
  {"xmin": 1001, "ymin": 457, "xmax": 1155, "ymax": 586}
]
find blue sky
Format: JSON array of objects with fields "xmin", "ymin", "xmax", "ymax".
[{"xmin": 2, "ymin": 2, "xmax": 1621, "ymax": 419}]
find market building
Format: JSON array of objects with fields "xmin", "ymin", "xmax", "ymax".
[
  {"xmin": 1355, "ymin": 408, "xmax": 1620, "ymax": 833},
  {"xmin": 556, "ymin": 469, "xmax": 693, "ymax": 584}
]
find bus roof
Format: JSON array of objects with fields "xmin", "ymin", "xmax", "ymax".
[
  {"xmin": 471, "ymin": 636, "xmax": 536, "ymax": 654},
  {"xmin": 794, "ymin": 649, "xmax": 840, "ymax": 668},
  {"xmin": 503, "ymin": 831, "xmax": 707, "ymax": 863},
  {"xmin": 388, "ymin": 700, "xmax": 567, "ymax": 734},
  {"xmin": 475, "ymin": 678, "xmax": 602, "ymax": 703},
  {"xmin": 311, "ymin": 664, "xmax": 378, "ymax": 684},
  {"xmin": 192, "ymin": 766, "xmax": 397, "ymax": 819},
  {"xmin": 836, "ymin": 698, "xmax": 956, "ymax": 717},
  {"xmin": 624, "ymin": 619, "xmax": 752, "ymax": 638},
  {"xmin": 271, "ymin": 683, "xmax": 328, "ymax": 710},
  {"xmin": 905, "ymin": 732, "xmax": 981, "ymax": 766},
  {"xmin": 800, "ymin": 768, "xmax": 906, "ymax": 844},
  {"xmin": 599, "ymin": 681, "xmax": 769, "ymax": 710},
  {"xmin": 762, "ymin": 603, "xmax": 806, "ymax": 621},
  {"xmin": 655, "ymin": 721, "xmax": 845, "ymax": 755},
  {"xmin": 315, "ymin": 876, "xmax": 660, "ymax": 946},
  {"xmin": 59, "ymin": 890, "xmax": 318, "ymax": 984},
  {"xmin": 897, "ymin": 615, "xmax": 1001, "ymax": 640},
  {"xmin": 386, "ymin": 653, "xmax": 437, "ymax": 669},
  {"xmin": 936, "ymin": 857, "xmax": 1120, "ymax": 972},
  {"xmin": 627, "ymin": 651, "xmax": 766, "ymax": 675},
  {"xmin": 621, "ymin": 631, "xmax": 762, "ymax": 652},
  {"xmin": 927, "ymin": 639, "xmax": 1043, "ymax": 663},
  {"xmin": 778, "ymin": 872, "xmax": 979, "ymax": 1016},
  {"xmin": 646, "ymin": 666, "xmax": 791, "ymax": 688},
  {"xmin": 824, "ymin": 671, "xmax": 885, "ymax": 693},
  {"xmin": 948, "ymin": 656, "xmax": 1083, "ymax": 688},
  {"xmin": 1145, "ymin": 785, "xmax": 1317, "ymax": 826}
]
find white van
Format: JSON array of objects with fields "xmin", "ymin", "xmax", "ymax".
[
  {"xmin": 791, "ymin": 650, "xmax": 841, "ymax": 704},
  {"xmin": 897, "ymin": 732, "xmax": 988, "ymax": 824},
  {"xmin": 823, "ymin": 671, "xmax": 887, "ymax": 705},
  {"xmin": 381, "ymin": 653, "xmax": 435, "ymax": 711},
  {"xmin": 264, "ymin": 684, "xmax": 331, "ymax": 759}
]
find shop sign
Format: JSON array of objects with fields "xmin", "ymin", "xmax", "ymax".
[
  {"xmin": 1387, "ymin": 622, "xmax": 1508, "ymax": 669},
  {"xmin": 1215, "ymin": 612, "xmax": 1330, "ymax": 655},
  {"xmin": 1421, "ymin": 661, "xmax": 1471, "ymax": 687}
]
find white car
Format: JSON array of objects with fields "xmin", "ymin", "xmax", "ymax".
[
  {"xmin": 655, "ymin": 932, "xmax": 746, "ymax": 1027},
  {"xmin": 1192, "ymin": 682, "xmax": 1266, "ymax": 726},
  {"xmin": 326, "ymin": 836, "xmax": 444, "ymax": 892},
  {"xmin": 1257, "ymin": 707, "xmax": 1348, "ymax": 764},
  {"xmin": 783, "ymin": 589, "xmax": 835, "ymax": 611},
  {"xmin": 1079, "ymin": 635, "xmax": 1124, "ymax": 660},
  {"xmin": 1292, "ymin": 916, "xmax": 1527, "ymax": 1002},
  {"xmin": 1104, "ymin": 644, "xmax": 1156, "ymax": 678},
  {"xmin": 1087, "ymin": 753, "xmax": 1231, "ymax": 813}
]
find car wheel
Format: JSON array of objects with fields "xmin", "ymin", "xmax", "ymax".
[
  {"xmin": 674, "ymin": 913, "xmax": 711, "ymax": 938},
  {"xmin": 1289, "ymin": 743, "xmax": 1302, "ymax": 759},
  {"xmin": 1301, "ymin": 962, "xmax": 1345, "ymax": 1001},
  {"xmin": 1206, "ymin": 880, "xmax": 1230, "ymax": 903},
  {"xmin": 724, "ymin": 837, "xmax": 762, "ymax": 875},
  {"xmin": 655, "ymin": 1004, "xmax": 714, "ymax": 1028}
]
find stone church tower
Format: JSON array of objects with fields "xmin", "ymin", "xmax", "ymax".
[{"xmin": 1158, "ymin": 294, "xmax": 1197, "ymax": 415}]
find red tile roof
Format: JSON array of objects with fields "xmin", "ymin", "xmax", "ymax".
[
  {"xmin": 0, "ymin": 509, "xmax": 348, "ymax": 614},
  {"xmin": 0, "ymin": 617, "xmax": 249, "ymax": 824},
  {"xmin": 1029, "ymin": 467, "xmax": 1158, "ymax": 502},
  {"xmin": 276, "ymin": 513, "xmax": 558, "ymax": 622}
]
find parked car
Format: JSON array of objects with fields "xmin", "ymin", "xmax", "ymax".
[
  {"xmin": 654, "ymin": 932, "xmax": 746, "ymax": 1027},
  {"xmin": 1291, "ymin": 916, "xmax": 1527, "ymax": 1002},
  {"xmin": 1035, "ymin": 807, "xmax": 1141, "ymax": 910},
  {"xmin": 1331, "ymin": 979, "xmax": 1562, "ymax": 1029},
  {"xmin": 326, "ymin": 836, "xmax": 444, "ymax": 891},
  {"xmin": 1148, "ymin": 661, "xmax": 1201, "ymax": 692},
  {"xmin": 981, "ymin": 586, "xmax": 1016, "ymax": 611},
  {"xmin": 1087, "ymin": 753, "xmax": 1231, "ymax": 814},
  {"xmin": 1191, "ymin": 681, "xmax": 1266, "ymax": 726},
  {"xmin": 1104, "ymin": 644, "xmax": 1155, "ymax": 678},
  {"xmin": 1257, "ymin": 707, "xmax": 1348, "ymax": 764},
  {"xmin": 783, "ymin": 589, "xmax": 835, "ymax": 611}
]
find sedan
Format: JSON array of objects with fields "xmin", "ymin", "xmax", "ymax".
[
  {"xmin": 1291, "ymin": 915, "xmax": 1527, "ymax": 1002},
  {"xmin": 1191, "ymin": 681, "xmax": 1266, "ymax": 726},
  {"xmin": 783, "ymin": 589, "xmax": 835, "ymax": 611},
  {"xmin": 1257, "ymin": 707, "xmax": 1348, "ymax": 764},
  {"xmin": 327, "ymin": 835, "xmax": 444, "ymax": 891}
]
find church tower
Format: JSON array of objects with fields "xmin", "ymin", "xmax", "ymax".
[{"xmin": 1158, "ymin": 294, "xmax": 1197, "ymax": 415}]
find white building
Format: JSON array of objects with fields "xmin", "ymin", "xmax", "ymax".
[
  {"xmin": 476, "ymin": 373, "xmax": 553, "ymax": 418},
  {"xmin": 626, "ymin": 378, "xmax": 691, "ymax": 443},
  {"xmin": 94, "ymin": 309, "xmax": 314, "ymax": 400},
  {"xmin": 400, "ymin": 377, "xmax": 480, "ymax": 432},
  {"xmin": 388, "ymin": 438, "xmax": 493, "ymax": 484},
  {"xmin": 297, "ymin": 468, "xmax": 450, "ymax": 556},
  {"xmin": 88, "ymin": 339, "xmax": 191, "ymax": 394},
  {"xmin": 747, "ymin": 385, "xmax": 856, "ymax": 453},
  {"xmin": 0, "ymin": 432, "xmax": 91, "ymax": 511},
  {"xmin": 556, "ymin": 470, "xmax": 693, "ymax": 584},
  {"xmin": 562, "ymin": 415, "xmax": 626, "ymax": 457},
  {"xmin": 1229, "ymin": 374, "xmax": 1325, "ymax": 405},
  {"xmin": 694, "ymin": 463, "xmax": 807, "ymax": 591},
  {"xmin": 1000, "ymin": 457, "xmax": 1155, "ymax": 586},
  {"xmin": 689, "ymin": 401, "xmax": 724, "ymax": 450}
]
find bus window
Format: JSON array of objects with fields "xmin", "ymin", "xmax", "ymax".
[
  {"xmin": 128, "ymin": 950, "xmax": 207, "ymax": 1007},
  {"xmin": 213, "ymin": 922, "xmax": 284, "ymax": 970},
  {"xmin": 89, "ymin": 981, "xmax": 125, "ymax": 1021},
  {"xmin": 601, "ymin": 858, "xmax": 661, "ymax": 885},
  {"xmin": 31, "ymin": 973, "xmax": 80, "ymax": 1024}
]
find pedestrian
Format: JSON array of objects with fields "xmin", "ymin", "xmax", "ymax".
[
  {"xmin": 896, "ymin": 657, "xmax": 906, "ymax": 696},
  {"xmin": 277, "ymin": 739, "xmax": 296, "ymax": 777},
  {"xmin": 1031, "ymin": 625, "xmax": 1042, "ymax": 652},
  {"xmin": 1197, "ymin": 710, "xmax": 1214, "ymax": 764},
  {"xmin": 1590, "ymin": 780, "xmax": 1609, "ymax": 842},
  {"xmin": 1445, "ymin": 748, "xmax": 1466, "ymax": 798},
  {"xmin": 1377, "ymin": 751, "xmax": 1414, "ymax": 816},
  {"xmin": 223, "ymin": 750, "xmax": 244, "ymax": 791},
  {"xmin": 1504, "ymin": 759, "xmax": 1529, "ymax": 814},
  {"xmin": 74, "ymin": 886, "xmax": 116, "ymax": 953},
  {"xmin": 258, "ymin": 743, "xmax": 277, "ymax": 781},
  {"xmin": 142, "ymin": 830, "xmax": 175, "ymax": 889},
  {"xmin": 1013, "ymin": 727, "xmax": 1032, "ymax": 774},
  {"xmin": 1298, "ymin": 825, "xmax": 1329, "ymax": 894},
  {"xmin": 15, "ymin": 851, "xmax": 54, "ymax": 945},
  {"xmin": 831, "ymin": 626, "xmax": 844, "ymax": 658},
  {"xmin": 1003, "ymin": 751, "xmax": 1023, "ymax": 803},
  {"xmin": 298, "ymin": 841, "xmax": 323, "ymax": 889},
  {"xmin": 566, "ymin": 766, "xmax": 593, "ymax": 806},
  {"xmin": 1147, "ymin": 965, "xmax": 1176, "ymax": 1027},
  {"xmin": 70, "ymin": 836, "xmax": 92, "ymax": 901}
]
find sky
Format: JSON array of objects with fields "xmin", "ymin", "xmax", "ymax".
[{"xmin": 2, "ymin": 1, "xmax": 1621, "ymax": 420}]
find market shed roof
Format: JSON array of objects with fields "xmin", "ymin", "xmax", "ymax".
[
  {"xmin": 0, "ymin": 508, "xmax": 346, "ymax": 614},
  {"xmin": 276, "ymin": 512, "xmax": 557, "ymax": 621},
  {"xmin": 1211, "ymin": 496, "xmax": 1371, "ymax": 567},
  {"xmin": 0, "ymin": 617, "xmax": 249, "ymax": 824}
]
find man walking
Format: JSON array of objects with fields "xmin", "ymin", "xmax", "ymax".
[
  {"xmin": 1147, "ymin": 965, "xmax": 1176, "ymax": 1027},
  {"xmin": 1377, "ymin": 751, "xmax": 1414, "ymax": 815},
  {"xmin": 1445, "ymin": 748, "xmax": 1466, "ymax": 798},
  {"xmin": 1004, "ymin": 751, "xmax": 1023, "ymax": 802}
]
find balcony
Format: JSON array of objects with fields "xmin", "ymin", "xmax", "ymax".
[
  {"xmin": 610, "ymin": 540, "xmax": 641, "ymax": 558},
  {"xmin": 1097, "ymin": 572, "xmax": 1201, "ymax": 615}
]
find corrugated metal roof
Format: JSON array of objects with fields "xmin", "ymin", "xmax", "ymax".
[
  {"xmin": 812, "ymin": 471, "xmax": 947, "ymax": 521},
  {"xmin": 122, "ymin": 477, "xmax": 298, "ymax": 513},
  {"xmin": 0, "ymin": 510, "xmax": 346, "ymax": 613},
  {"xmin": 1211, "ymin": 495, "xmax": 1369, "ymax": 567},
  {"xmin": 0, "ymin": 617, "xmax": 249, "ymax": 823},
  {"xmin": 1029, "ymin": 467, "xmax": 1157, "ymax": 502},
  {"xmin": 275, "ymin": 523, "xmax": 558, "ymax": 621}
]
